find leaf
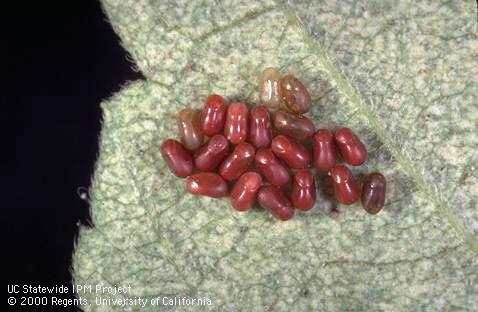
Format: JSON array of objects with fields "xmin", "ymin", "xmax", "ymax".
[{"xmin": 74, "ymin": 0, "xmax": 478, "ymax": 310}]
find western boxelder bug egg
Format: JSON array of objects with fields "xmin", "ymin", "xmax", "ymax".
[
  {"xmin": 257, "ymin": 185, "xmax": 295, "ymax": 221},
  {"xmin": 254, "ymin": 147, "xmax": 291, "ymax": 186},
  {"xmin": 361, "ymin": 172, "xmax": 386, "ymax": 214},
  {"xmin": 291, "ymin": 169, "xmax": 317, "ymax": 211},
  {"xmin": 186, "ymin": 172, "xmax": 228, "ymax": 198},
  {"xmin": 224, "ymin": 102, "xmax": 249, "ymax": 145},
  {"xmin": 334, "ymin": 128, "xmax": 367, "ymax": 166},
  {"xmin": 230, "ymin": 172, "xmax": 263, "ymax": 211},
  {"xmin": 194, "ymin": 134, "xmax": 229, "ymax": 171},
  {"xmin": 219, "ymin": 142, "xmax": 255, "ymax": 181},
  {"xmin": 160, "ymin": 139, "xmax": 194, "ymax": 178},
  {"xmin": 201, "ymin": 94, "xmax": 227, "ymax": 136},
  {"xmin": 330, "ymin": 165, "xmax": 360, "ymax": 204},
  {"xmin": 249, "ymin": 105, "xmax": 272, "ymax": 148}
]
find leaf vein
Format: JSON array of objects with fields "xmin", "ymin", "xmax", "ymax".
[{"xmin": 276, "ymin": 1, "xmax": 478, "ymax": 254}]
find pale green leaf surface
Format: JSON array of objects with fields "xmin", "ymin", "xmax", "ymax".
[{"xmin": 74, "ymin": 0, "xmax": 478, "ymax": 310}]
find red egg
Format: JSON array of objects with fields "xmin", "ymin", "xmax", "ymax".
[
  {"xmin": 361, "ymin": 172, "xmax": 386, "ymax": 214},
  {"xmin": 230, "ymin": 172, "xmax": 263, "ymax": 211},
  {"xmin": 334, "ymin": 128, "xmax": 367, "ymax": 166},
  {"xmin": 219, "ymin": 142, "xmax": 255, "ymax": 181},
  {"xmin": 200, "ymin": 94, "xmax": 228, "ymax": 136},
  {"xmin": 290, "ymin": 169, "xmax": 316, "ymax": 211},
  {"xmin": 160, "ymin": 139, "xmax": 194, "ymax": 178},
  {"xmin": 249, "ymin": 105, "xmax": 272, "ymax": 148},
  {"xmin": 330, "ymin": 165, "xmax": 360, "ymax": 204},
  {"xmin": 273, "ymin": 111, "xmax": 315, "ymax": 141},
  {"xmin": 186, "ymin": 172, "xmax": 228, "ymax": 198},
  {"xmin": 194, "ymin": 134, "xmax": 229, "ymax": 171},
  {"xmin": 254, "ymin": 148, "xmax": 290, "ymax": 186},
  {"xmin": 271, "ymin": 135, "xmax": 311, "ymax": 169},
  {"xmin": 224, "ymin": 102, "xmax": 249, "ymax": 145},
  {"xmin": 312, "ymin": 129, "xmax": 336, "ymax": 172},
  {"xmin": 257, "ymin": 185, "xmax": 294, "ymax": 221},
  {"xmin": 280, "ymin": 74, "xmax": 311, "ymax": 114}
]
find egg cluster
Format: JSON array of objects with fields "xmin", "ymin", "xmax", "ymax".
[{"xmin": 161, "ymin": 68, "xmax": 386, "ymax": 220}]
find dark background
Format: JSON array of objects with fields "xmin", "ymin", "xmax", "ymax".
[{"xmin": 6, "ymin": 0, "xmax": 143, "ymax": 310}]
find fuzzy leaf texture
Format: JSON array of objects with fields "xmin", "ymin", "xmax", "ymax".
[{"xmin": 74, "ymin": 0, "xmax": 478, "ymax": 310}]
